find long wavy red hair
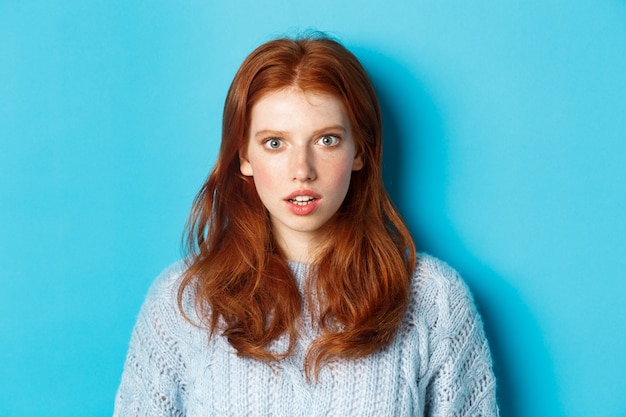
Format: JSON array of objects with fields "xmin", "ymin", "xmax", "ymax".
[{"xmin": 179, "ymin": 35, "xmax": 416, "ymax": 378}]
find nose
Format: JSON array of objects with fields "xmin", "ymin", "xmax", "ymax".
[{"xmin": 291, "ymin": 145, "xmax": 316, "ymax": 182}]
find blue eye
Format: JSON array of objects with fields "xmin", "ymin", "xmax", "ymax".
[
  {"xmin": 264, "ymin": 138, "xmax": 282, "ymax": 149},
  {"xmin": 319, "ymin": 135, "xmax": 339, "ymax": 146}
]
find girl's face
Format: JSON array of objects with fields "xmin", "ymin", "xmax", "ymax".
[{"xmin": 240, "ymin": 87, "xmax": 363, "ymax": 262}]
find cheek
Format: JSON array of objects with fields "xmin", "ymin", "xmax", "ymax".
[
  {"xmin": 328, "ymin": 156, "xmax": 357, "ymax": 191},
  {"xmin": 249, "ymin": 162, "xmax": 279, "ymax": 195}
]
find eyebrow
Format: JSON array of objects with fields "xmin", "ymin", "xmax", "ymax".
[
  {"xmin": 254, "ymin": 130, "xmax": 288, "ymax": 139},
  {"xmin": 253, "ymin": 125, "xmax": 348, "ymax": 139}
]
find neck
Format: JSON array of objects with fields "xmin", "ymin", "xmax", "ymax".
[
  {"xmin": 273, "ymin": 230, "xmax": 323, "ymax": 264},
  {"xmin": 278, "ymin": 238, "xmax": 318, "ymax": 263}
]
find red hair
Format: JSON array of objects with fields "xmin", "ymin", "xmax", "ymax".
[{"xmin": 179, "ymin": 35, "xmax": 416, "ymax": 377}]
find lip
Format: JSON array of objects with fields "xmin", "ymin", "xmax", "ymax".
[
  {"xmin": 284, "ymin": 189, "xmax": 321, "ymax": 216},
  {"xmin": 285, "ymin": 189, "xmax": 321, "ymax": 201}
]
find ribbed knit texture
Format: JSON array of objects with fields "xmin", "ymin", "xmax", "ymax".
[{"xmin": 114, "ymin": 254, "xmax": 499, "ymax": 416}]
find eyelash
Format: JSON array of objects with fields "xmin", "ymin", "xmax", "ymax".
[
  {"xmin": 263, "ymin": 137, "xmax": 283, "ymax": 150},
  {"xmin": 261, "ymin": 134, "xmax": 342, "ymax": 150},
  {"xmin": 317, "ymin": 134, "xmax": 341, "ymax": 147}
]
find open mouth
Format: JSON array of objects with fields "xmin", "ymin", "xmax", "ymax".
[{"xmin": 288, "ymin": 196, "xmax": 317, "ymax": 206}]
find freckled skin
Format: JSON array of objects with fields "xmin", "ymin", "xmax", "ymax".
[{"xmin": 239, "ymin": 88, "xmax": 363, "ymax": 262}]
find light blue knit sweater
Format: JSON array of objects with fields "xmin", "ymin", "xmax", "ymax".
[{"xmin": 114, "ymin": 254, "xmax": 499, "ymax": 416}]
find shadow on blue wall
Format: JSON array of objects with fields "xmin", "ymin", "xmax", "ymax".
[{"xmin": 354, "ymin": 46, "xmax": 563, "ymax": 417}]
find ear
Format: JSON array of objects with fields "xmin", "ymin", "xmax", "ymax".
[
  {"xmin": 239, "ymin": 149, "xmax": 253, "ymax": 176},
  {"xmin": 352, "ymin": 153, "xmax": 364, "ymax": 171}
]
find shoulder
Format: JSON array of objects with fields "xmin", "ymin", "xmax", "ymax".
[
  {"xmin": 125, "ymin": 260, "xmax": 203, "ymax": 364},
  {"xmin": 412, "ymin": 252, "xmax": 471, "ymax": 300},
  {"xmin": 406, "ymin": 253, "xmax": 478, "ymax": 329},
  {"xmin": 146, "ymin": 260, "xmax": 188, "ymax": 298},
  {"xmin": 142, "ymin": 260, "xmax": 196, "ymax": 312},
  {"xmin": 134, "ymin": 260, "xmax": 200, "ymax": 340}
]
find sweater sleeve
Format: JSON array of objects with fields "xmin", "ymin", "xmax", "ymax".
[
  {"xmin": 423, "ymin": 260, "xmax": 499, "ymax": 417},
  {"xmin": 113, "ymin": 264, "xmax": 190, "ymax": 417}
]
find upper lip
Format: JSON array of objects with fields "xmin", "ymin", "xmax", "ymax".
[{"xmin": 285, "ymin": 189, "xmax": 321, "ymax": 201}]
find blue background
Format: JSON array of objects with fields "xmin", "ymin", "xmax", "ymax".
[{"xmin": 1, "ymin": 1, "xmax": 625, "ymax": 416}]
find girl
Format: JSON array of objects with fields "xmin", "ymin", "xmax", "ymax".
[{"xmin": 114, "ymin": 35, "xmax": 499, "ymax": 416}]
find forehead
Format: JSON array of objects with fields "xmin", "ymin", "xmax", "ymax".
[{"xmin": 249, "ymin": 88, "xmax": 349, "ymax": 128}]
